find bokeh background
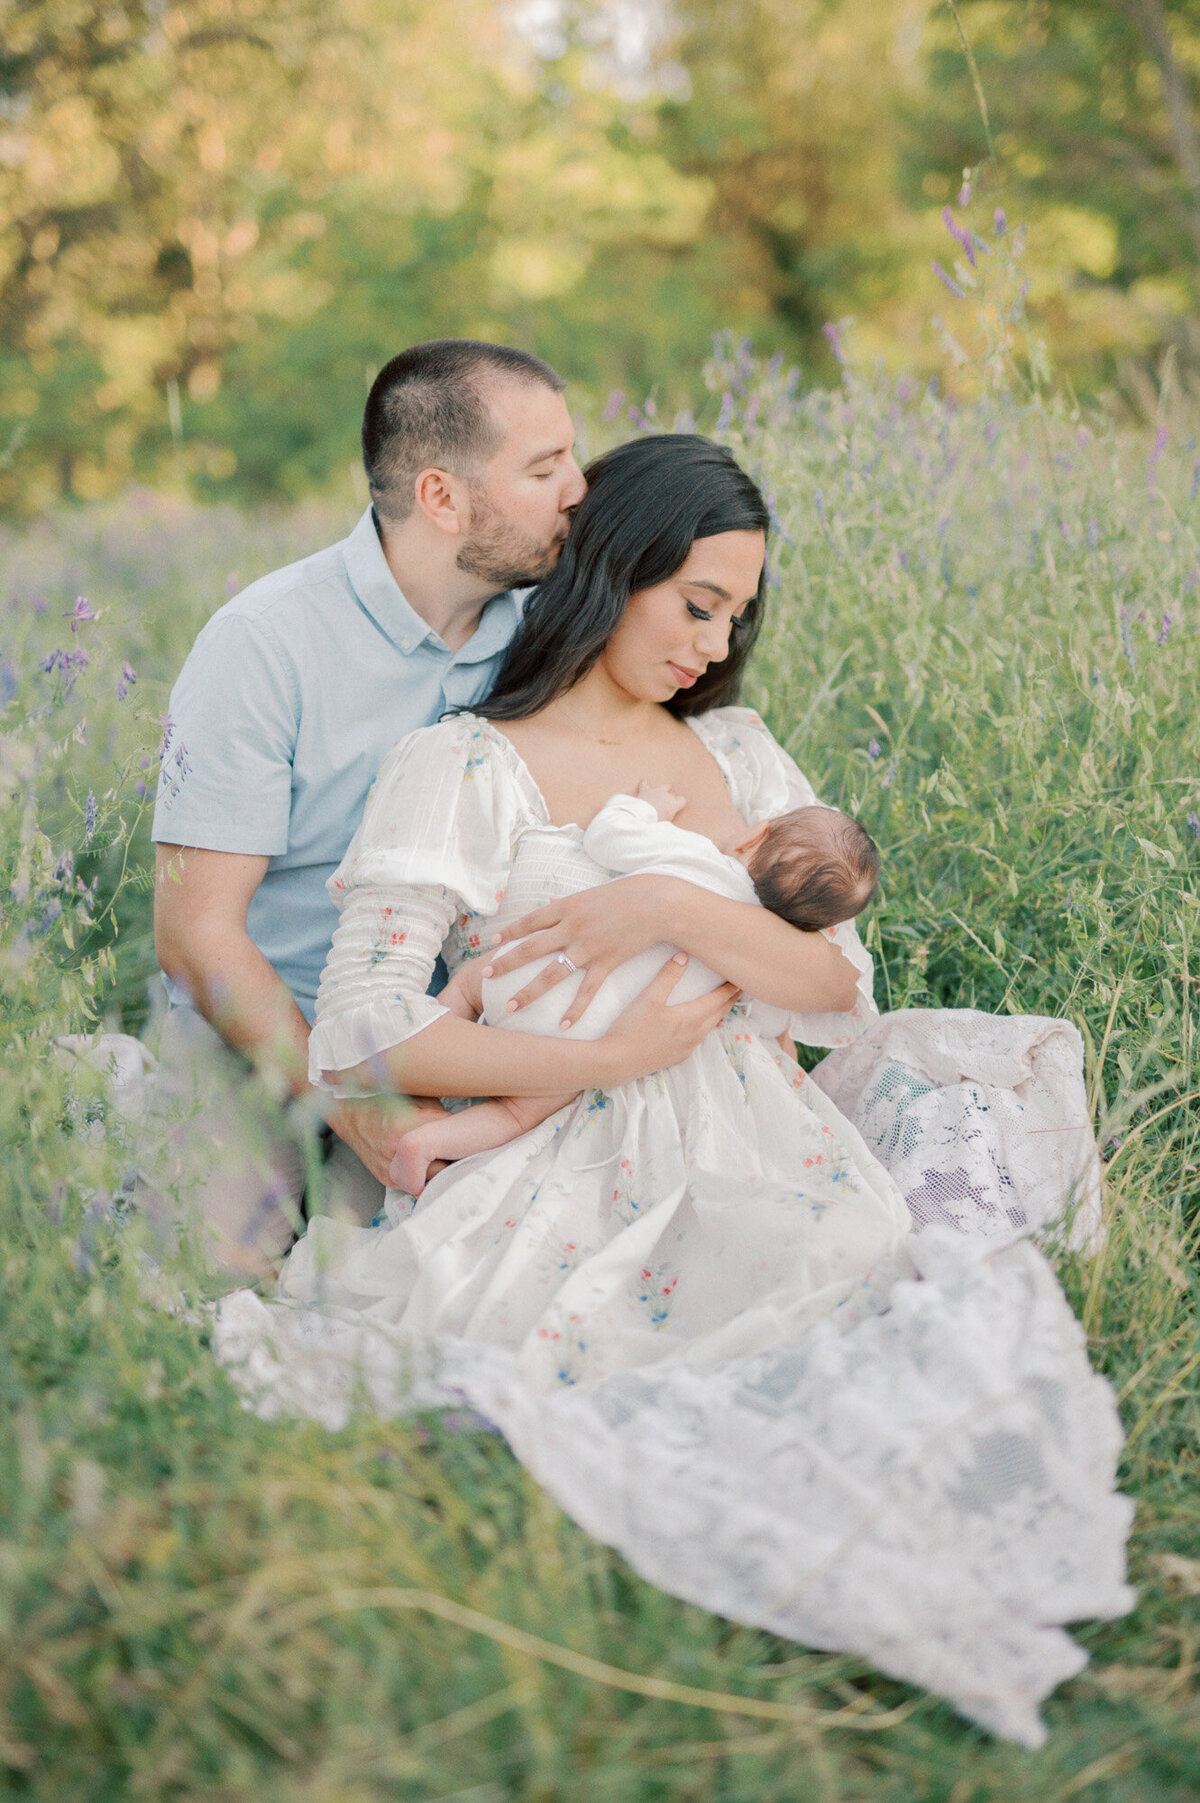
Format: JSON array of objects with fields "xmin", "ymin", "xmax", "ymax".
[{"xmin": 4, "ymin": 0, "xmax": 1200, "ymax": 515}]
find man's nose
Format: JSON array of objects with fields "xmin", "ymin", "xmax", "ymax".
[{"xmin": 561, "ymin": 459, "xmax": 587, "ymax": 511}]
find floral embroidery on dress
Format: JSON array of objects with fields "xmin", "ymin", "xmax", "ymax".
[
  {"xmin": 368, "ymin": 906, "xmax": 406, "ymax": 966},
  {"xmin": 636, "ymin": 1263, "xmax": 679, "ymax": 1327}
]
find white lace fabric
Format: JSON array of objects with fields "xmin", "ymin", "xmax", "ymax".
[{"xmin": 205, "ymin": 708, "xmax": 1130, "ymax": 1747}]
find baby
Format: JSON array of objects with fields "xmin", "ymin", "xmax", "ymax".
[{"xmin": 389, "ymin": 782, "xmax": 880, "ymax": 1196}]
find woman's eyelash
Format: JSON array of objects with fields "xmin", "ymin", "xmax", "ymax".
[
  {"xmin": 730, "ymin": 613, "xmax": 750, "ymax": 632},
  {"xmin": 686, "ymin": 602, "xmax": 711, "ymax": 621}
]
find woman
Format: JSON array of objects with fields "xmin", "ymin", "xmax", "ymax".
[{"xmin": 217, "ymin": 437, "xmax": 1131, "ymax": 1745}]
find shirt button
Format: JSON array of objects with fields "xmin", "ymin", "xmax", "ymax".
[{"xmin": 399, "ymin": 637, "xmax": 413, "ymax": 653}]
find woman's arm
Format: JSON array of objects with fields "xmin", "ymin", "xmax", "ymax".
[
  {"xmin": 482, "ymin": 874, "xmax": 858, "ymax": 1028},
  {"xmin": 329, "ymin": 954, "xmax": 740, "ymax": 1095}
]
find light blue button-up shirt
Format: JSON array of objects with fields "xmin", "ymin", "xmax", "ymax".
[{"xmin": 152, "ymin": 507, "xmax": 523, "ymax": 1021}]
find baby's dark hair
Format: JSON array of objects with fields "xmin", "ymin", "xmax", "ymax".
[{"xmin": 749, "ymin": 806, "xmax": 880, "ymax": 932}]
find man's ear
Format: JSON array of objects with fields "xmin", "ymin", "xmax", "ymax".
[
  {"xmin": 733, "ymin": 821, "xmax": 771, "ymax": 857},
  {"xmin": 413, "ymin": 466, "xmax": 466, "ymax": 537}
]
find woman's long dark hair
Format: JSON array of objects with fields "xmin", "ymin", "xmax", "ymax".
[{"xmin": 473, "ymin": 434, "xmax": 770, "ymax": 722}]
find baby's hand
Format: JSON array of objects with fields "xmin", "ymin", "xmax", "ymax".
[{"xmin": 637, "ymin": 779, "xmax": 686, "ymax": 822}]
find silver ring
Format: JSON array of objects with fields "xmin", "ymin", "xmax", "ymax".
[{"xmin": 556, "ymin": 952, "xmax": 578, "ymax": 975}]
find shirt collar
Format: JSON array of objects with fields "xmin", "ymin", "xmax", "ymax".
[{"xmin": 341, "ymin": 506, "xmax": 522, "ymax": 662}]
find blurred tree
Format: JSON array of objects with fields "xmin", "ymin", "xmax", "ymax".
[
  {"xmin": 910, "ymin": 0, "xmax": 1200, "ymax": 392},
  {"xmin": 0, "ymin": 0, "xmax": 715, "ymax": 510},
  {"xmin": 652, "ymin": 0, "xmax": 932, "ymax": 375}
]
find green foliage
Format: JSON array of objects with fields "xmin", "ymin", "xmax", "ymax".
[
  {"xmin": 12, "ymin": 0, "xmax": 1200, "ymax": 510},
  {"xmin": 2, "ymin": 285, "xmax": 1199, "ymax": 1792}
]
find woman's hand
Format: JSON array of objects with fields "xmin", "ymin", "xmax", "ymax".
[
  {"xmin": 598, "ymin": 953, "xmax": 740, "ymax": 1084},
  {"xmin": 483, "ymin": 875, "xmax": 676, "ymax": 1029}
]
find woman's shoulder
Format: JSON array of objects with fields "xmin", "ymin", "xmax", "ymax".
[{"xmin": 690, "ymin": 705, "xmax": 817, "ymax": 814}]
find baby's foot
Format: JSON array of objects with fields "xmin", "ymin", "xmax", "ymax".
[{"xmin": 388, "ymin": 1132, "xmax": 435, "ymax": 1198}]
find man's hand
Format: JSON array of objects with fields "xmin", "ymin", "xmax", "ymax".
[
  {"xmin": 637, "ymin": 779, "xmax": 686, "ymax": 822},
  {"xmin": 440, "ymin": 960, "xmax": 484, "ymax": 1021},
  {"xmin": 328, "ymin": 1094, "xmax": 450, "ymax": 1188},
  {"xmin": 482, "ymin": 874, "xmax": 675, "ymax": 1029}
]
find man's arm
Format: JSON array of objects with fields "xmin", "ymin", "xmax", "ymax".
[
  {"xmin": 481, "ymin": 875, "xmax": 859, "ymax": 1028},
  {"xmin": 154, "ymin": 844, "xmax": 428, "ymax": 1183}
]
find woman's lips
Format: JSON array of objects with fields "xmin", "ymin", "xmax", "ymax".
[{"xmin": 669, "ymin": 662, "xmax": 701, "ymax": 687}]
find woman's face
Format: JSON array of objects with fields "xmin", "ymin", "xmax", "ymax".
[{"xmin": 599, "ymin": 530, "xmax": 766, "ymax": 703}]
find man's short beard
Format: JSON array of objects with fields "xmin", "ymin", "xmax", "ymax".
[{"xmin": 456, "ymin": 486, "xmax": 561, "ymax": 590}]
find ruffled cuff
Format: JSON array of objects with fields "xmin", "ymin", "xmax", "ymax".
[
  {"xmin": 786, "ymin": 922, "xmax": 878, "ymax": 1049},
  {"xmin": 308, "ymin": 993, "xmax": 449, "ymax": 1093}
]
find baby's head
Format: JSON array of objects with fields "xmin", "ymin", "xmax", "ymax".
[{"xmin": 740, "ymin": 806, "xmax": 880, "ymax": 932}]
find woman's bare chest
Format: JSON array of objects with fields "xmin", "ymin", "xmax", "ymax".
[{"xmin": 500, "ymin": 721, "xmax": 748, "ymax": 849}]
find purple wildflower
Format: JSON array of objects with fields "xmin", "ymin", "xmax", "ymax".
[
  {"xmin": 715, "ymin": 391, "xmax": 734, "ymax": 435},
  {"xmin": 1076, "ymin": 426, "xmax": 1090, "ymax": 449},
  {"xmin": 744, "ymin": 394, "xmax": 759, "ymax": 429},
  {"xmin": 0, "ymin": 657, "xmax": 16, "ymax": 706},
  {"xmin": 116, "ymin": 662, "xmax": 137, "ymax": 701},
  {"xmin": 1087, "ymin": 518, "xmax": 1100, "ymax": 551},
  {"xmin": 815, "ymin": 488, "xmax": 826, "ymax": 524},
  {"xmin": 83, "ymin": 790, "xmax": 97, "ymax": 844},
  {"xmin": 1118, "ymin": 606, "xmax": 1135, "ymax": 667},
  {"xmin": 62, "ymin": 597, "xmax": 97, "ymax": 631},
  {"xmin": 672, "ymin": 409, "xmax": 696, "ymax": 432},
  {"xmin": 1149, "ymin": 424, "xmax": 1168, "ymax": 471},
  {"xmin": 40, "ymin": 647, "xmax": 90, "ymax": 688},
  {"xmin": 994, "ymin": 206, "xmax": 1007, "ymax": 236},
  {"xmin": 942, "ymin": 206, "xmax": 976, "ymax": 267},
  {"xmin": 958, "ymin": 178, "xmax": 971, "ymax": 207},
  {"xmin": 1187, "ymin": 811, "xmax": 1200, "ymax": 841},
  {"xmin": 867, "ymin": 739, "xmax": 881, "ymax": 760},
  {"xmin": 823, "ymin": 320, "xmax": 846, "ymax": 364},
  {"xmin": 602, "ymin": 389, "xmax": 625, "ymax": 423},
  {"xmin": 1158, "ymin": 610, "xmax": 1172, "ymax": 647},
  {"xmin": 134, "ymin": 779, "xmax": 149, "ymax": 800},
  {"xmin": 158, "ymin": 715, "xmax": 174, "ymax": 760},
  {"xmin": 932, "ymin": 260, "xmax": 966, "ymax": 300}
]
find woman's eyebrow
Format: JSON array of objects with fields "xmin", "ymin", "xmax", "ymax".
[
  {"xmin": 683, "ymin": 578, "xmax": 734, "ymax": 600},
  {"xmin": 684, "ymin": 579, "xmax": 756, "ymax": 607}
]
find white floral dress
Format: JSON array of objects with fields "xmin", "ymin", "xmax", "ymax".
[{"xmin": 215, "ymin": 706, "xmax": 1132, "ymax": 1747}]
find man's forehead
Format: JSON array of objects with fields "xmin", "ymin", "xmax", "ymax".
[{"xmin": 481, "ymin": 375, "xmax": 572, "ymax": 455}]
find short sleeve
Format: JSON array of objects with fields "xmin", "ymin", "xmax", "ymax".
[
  {"xmin": 309, "ymin": 717, "xmax": 527, "ymax": 1085},
  {"xmin": 152, "ymin": 611, "xmax": 297, "ymax": 854},
  {"xmin": 695, "ymin": 707, "xmax": 879, "ymax": 1048}
]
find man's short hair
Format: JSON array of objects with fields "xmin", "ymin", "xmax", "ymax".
[{"xmin": 362, "ymin": 339, "xmax": 565, "ymax": 522}]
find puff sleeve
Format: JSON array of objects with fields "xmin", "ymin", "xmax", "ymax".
[
  {"xmin": 308, "ymin": 716, "xmax": 524, "ymax": 1085},
  {"xmin": 697, "ymin": 707, "xmax": 878, "ymax": 1049}
]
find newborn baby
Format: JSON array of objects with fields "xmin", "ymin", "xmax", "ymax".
[{"xmin": 390, "ymin": 782, "xmax": 880, "ymax": 1197}]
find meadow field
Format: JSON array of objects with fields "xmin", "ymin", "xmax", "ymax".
[{"xmin": 1, "ymin": 317, "xmax": 1199, "ymax": 1797}]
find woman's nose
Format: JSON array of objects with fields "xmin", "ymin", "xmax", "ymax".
[{"xmin": 693, "ymin": 618, "xmax": 731, "ymax": 662}]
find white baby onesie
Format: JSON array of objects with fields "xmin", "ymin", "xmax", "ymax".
[{"xmin": 479, "ymin": 794, "xmax": 790, "ymax": 1042}]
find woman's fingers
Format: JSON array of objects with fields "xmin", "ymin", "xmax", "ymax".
[
  {"xmin": 557, "ymin": 961, "xmax": 614, "ymax": 1030},
  {"xmin": 489, "ymin": 903, "xmax": 562, "ymax": 952},
  {"xmin": 482, "ymin": 929, "xmax": 565, "ymax": 981},
  {"xmin": 501, "ymin": 960, "xmax": 583, "ymax": 1014}
]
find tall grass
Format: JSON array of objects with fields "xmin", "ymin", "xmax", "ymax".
[{"xmin": 2, "ymin": 254, "xmax": 1198, "ymax": 1793}]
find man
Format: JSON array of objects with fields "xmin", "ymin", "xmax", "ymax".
[{"xmin": 151, "ymin": 339, "xmax": 586, "ymax": 1275}]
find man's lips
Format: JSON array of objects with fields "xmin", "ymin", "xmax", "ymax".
[{"xmin": 668, "ymin": 662, "xmax": 702, "ymax": 687}]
